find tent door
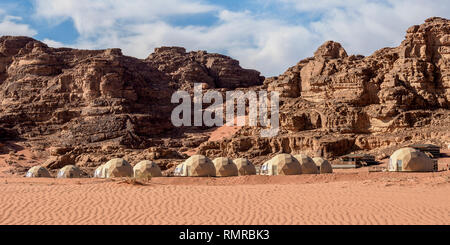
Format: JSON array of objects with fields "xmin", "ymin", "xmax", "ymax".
[
  {"xmin": 397, "ymin": 160, "xmax": 403, "ymax": 171},
  {"xmin": 272, "ymin": 165, "xmax": 278, "ymax": 176},
  {"xmin": 186, "ymin": 166, "xmax": 190, "ymax": 177}
]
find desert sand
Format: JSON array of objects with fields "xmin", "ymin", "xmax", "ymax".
[{"xmin": 0, "ymin": 167, "xmax": 449, "ymax": 225}]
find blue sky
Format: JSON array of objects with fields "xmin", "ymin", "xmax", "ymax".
[{"xmin": 0, "ymin": 0, "xmax": 449, "ymax": 76}]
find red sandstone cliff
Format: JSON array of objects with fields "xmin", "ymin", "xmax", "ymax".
[{"xmin": 0, "ymin": 17, "xmax": 448, "ymax": 173}]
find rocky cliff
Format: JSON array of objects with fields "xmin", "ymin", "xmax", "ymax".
[
  {"xmin": 146, "ymin": 46, "xmax": 264, "ymax": 90},
  {"xmin": 0, "ymin": 17, "xmax": 448, "ymax": 173},
  {"xmin": 0, "ymin": 37, "xmax": 263, "ymax": 170},
  {"xmin": 267, "ymin": 17, "xmax": 449, "ymax": 133},
  {"xmin": 0, "ymin": 37, "xmax": 178, "ymax": 150},
  {"xmin": 200, "ymin": 17, "xmax": 450, "ymax": 163}
]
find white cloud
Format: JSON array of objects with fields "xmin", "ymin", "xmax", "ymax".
[
  {"xmin": 280, "ymin": 0, "xmax": 450, "ymax": 55},
  {"xmin": 35, "ymin": 0, "xmax": 218, "ymax": 35},
  {"xmin": 66, "ymin": 10, "xmax": 319, "ymax": 76},
  {"xmin": 33, "ymin": 0, "xmax": 449, "ymax": 76},
  {"xmin": 280, "ymin": 0, "xmax": 368, "ymax": 12},
  {"xmin": 34, "ymin": 0, "xmax": 318, "ymax": 76},
  {"xmin": 42, "ymin": 38, "xmax": 65, "ymax": 48},
  {"xmin": 0, "ymin": 13, "xmax": 37, "ymax": 37}
]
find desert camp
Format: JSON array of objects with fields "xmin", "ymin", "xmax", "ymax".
[
  {"xmin": 96, "ymin": 158, "xmax": 133, "ymax": 178},
  {"xmin": 294, "ymin": 154, "xmax": 319, "ymax": 174},
  {"xmin": 94, "ymin": 165, "xmax": 105, "ymax": 178},
  {"xmin": 336, "ymin": 154, "xmax": 377, "ymax": 168},
  {"xmin": 57, "ymin": 165, "xmax": 83, "ymax": 179},
  {"xmin": 313, "ymin": 157, "xmax": 333, "ymax": 174},
  {"xmin": 233, "ymin": 158, "xmax": 257, "ymax": 176},
  {"xmin": 26, "ymin": 166, "xmax": 51, "ymax": 178},
  {"xmin": 260, "ymin": 154, "xmax": 302, "ymax": 176},
  {"xmin": 24, "ymin": 145, "xmax": 444, "ymax": 179},
  {"xmin": 389, "ymin": 148, "xmax": 437, "ymax": 172},
  {"xmin": 213, "ymin": 157, "xmax": 239, "ymax": 177},
  {"xmin": 174, "ymin": 155, "xmax": 216, "ymax": 177},
  {"xmin": 133, "ymin": 160, "xmax": 163, "ymax": 178}
]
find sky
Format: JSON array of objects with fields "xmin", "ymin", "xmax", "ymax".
[{"xmin": 0, "ymin": 0, "xmax": 448, "ymax": 77}]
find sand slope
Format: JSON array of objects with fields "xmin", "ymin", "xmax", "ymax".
[{"xmin": 0, "ymin": 171, "xmax": 449, "ymax": 225}]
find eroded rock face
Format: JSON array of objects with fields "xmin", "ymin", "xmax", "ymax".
[
  {"xmin": 208, "ymin": 17, "xmax": 450, "ymax": 162},
  {"xmin": 0, "ymin": 37, "xmax": 265, "ymax": 169},
  {"xmin": 198, "ymin": 133, "xmax": 356, "ymax": 162},
  {"xmin": 0, "ymin": 17, "xmax": 449, "ymax": 172},
  {"xmin": 146, "ymin": 46, "xmax": 264, "ymax": 90},
  {"xmin": 0, "ymin": 36, "xmax": 176, "ymax": 150},
  {"xmin": 266, "ymin": 17, "xmax": 449, "ymax": 135},
  {"xmin": 0, "ymin": 38, "xmax": 264, "ymax": 147}
]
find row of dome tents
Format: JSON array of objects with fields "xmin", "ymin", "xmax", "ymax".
[
  {"xmin": 173, "ymin": 156, "xmax": 258, "ymax": 177},
  {"xmin": 259, "ymin": 154, "xmax": 333, "ymax": 176},
  {"xmin": 171, "ymin": 154, "xmax": 332, "ymax": 177},
  {"xmin": 26, "ymin": 165, "xmax": 85, "ymax": 178},
  {"xmin": 25, "ymin": 147, "xmax": 438, "ymax": 178},
  {"xmin": 258, "ymin": 148, "xmax": 436, "ymax": 174},
  {"xmin": 26, "ymin": 159, "xmax": 163, "ymax": 179},
  {"xmin": 25, "ymin": 155, "xmax": 336, "ymax": 178},
  {"xmin": 25, "ymin": 154, "xmax": 328, "ymax": 179},
  {"xmin": 93, "ymin": 159, "xmax": 163, "ymax": 179}
]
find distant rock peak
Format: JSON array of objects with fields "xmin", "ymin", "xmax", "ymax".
[
  {"xmin": 146, "ymin": 46, "xmax": 264, "ymax": 89},
  {"xmin": 153, "ymin": 46, "xmax": 187, "ymax": 55},
  {"xmin": 314, "ymin": 41, "xmax": 348, "ymax": 59},
  {"xmin": 425, "ymin": 16, "xmax": 448, "ymax": 23}
]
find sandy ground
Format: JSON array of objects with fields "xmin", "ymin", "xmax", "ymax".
[
  {"xmin": 1, "ymin": 147, "xmax": 449, "ymax": 225},
  {"xmin": 0, "ymin": 170, "xmax": 449, "ymax": 225}
]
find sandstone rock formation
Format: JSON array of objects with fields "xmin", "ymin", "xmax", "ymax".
[
  {"xmin": 0, "ymin": 37, "xmax": 262, "ymax": 169},
  {"xmin": 267, "ymin": 17, "xmax": 449, "ymax": 135},
  {"xmin": 204, "ymin": 17, "xmax": 450, "ymax": 163},
  {"xmin": 0, "ymin": 17, "xmax": 449, "ymax": 173},
  {"xmin": 146, "ymin": 47, "xmax": 264, "ymax": 90},
  {"xmin": 0, "ymin": 36, "xmax": 176, "ymax": 151}
]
